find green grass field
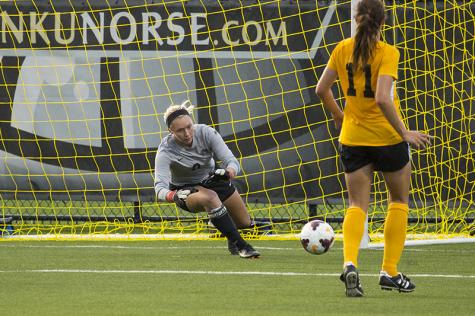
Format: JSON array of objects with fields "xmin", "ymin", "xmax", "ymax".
[{"xmin": 0, "ymin": 240, "xmax": 474, "ymax": 316}]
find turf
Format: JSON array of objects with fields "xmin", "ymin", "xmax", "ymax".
[{"xmin": 0, "ymin": 240, "xmax": 474, "ymax": 316}]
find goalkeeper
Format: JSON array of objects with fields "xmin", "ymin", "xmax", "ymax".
[
  {"xmin": 316, "ymin": 0, "xmax": 431, "ymax": 297},
  {"xmin": 154, "ymin": 100, "xmax": 260, "ymax": 258}
]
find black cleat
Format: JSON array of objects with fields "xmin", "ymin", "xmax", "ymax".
[
  {"xmin": 379, "ymin": 271, "xmax": 416, "ymax": 292},
  {"xmin": 340, "ymin": 265, "xmax": 364, "ymax": 297},
  {"xmin": 227, "ymin": 239, "xmax": 239, "ymax": 255},
  {"xmin": 238, "ymin": 244, "xmax": 260, "ymax": 259}
]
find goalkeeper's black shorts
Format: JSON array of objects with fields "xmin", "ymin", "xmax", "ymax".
[
  {"xmin": 339, "ymin": 141, "xmax": 410, "ymax": 173},
  {"xmin": 169, "ymin": 179, "xmax": 236, "ymax": 212}
]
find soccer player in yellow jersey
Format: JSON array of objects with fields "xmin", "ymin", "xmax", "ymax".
[{"xmin": 316, "ymin": 0, "xmax": 432, "ymax": 297}]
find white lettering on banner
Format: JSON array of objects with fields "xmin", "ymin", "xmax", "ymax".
[
  {"xmin": 167, "ymin": 12, "xmax": 185, "ymax": 45},
  {"xmin": 142, "ymin": 12, "xmax": 163, "ymax": 45},
  {"xmin": 266, "ymin": 21, "xmax": 287, "ymax": 46},
  {"xmin": 54, "ymin": 13, "xmax": 74, "ymax": 45},
  {"xmin": 222, "ymin": 20, "xmax": 287, "ymax": 46},
  {"xmin": 110, "ymin": 12, "xmax": 137, "ymax": 44},
  {"xmin": 0, "ymin": 11, "xmax": 289, "ymax": 48},
  {"xmin": 222, "ymin": 21, "xmax": 239, "ymax": 46},
  {"xmin": 1, "ymin": 12, "xmax": 24, "ymax": 43},
  {"xmin": 242, "ymin": 21, "xmax": 261, "ymax": 45},
  {"xmin": 81, "ymin": 12, "xmax": 105, "ymax": 44},
  {"xmin": 190, "ymin": 13, "xmax": 209, "ymax": 45},
  {"xmin": 30, "ymin": 12, "xmax": 49, "ymax": 44}
]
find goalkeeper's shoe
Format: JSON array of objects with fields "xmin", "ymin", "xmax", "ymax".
[
  {"xmin": 238, "ymin": 243, "xmax": 260, "ymax": 259},
  {"xmin": 227, "ymin": 239, "xmax": 239, "ymax": 255},
  {"xmin": 379, "ymin": 271, "xmax": 416, "ymax": 292},
  {"xmin": 340, "ymin": 264, "xmax": 364, "ymax": 297}
]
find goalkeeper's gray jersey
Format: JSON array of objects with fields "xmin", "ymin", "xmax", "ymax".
[{"xmin": 154, "ymin": 124, "xmax": 240, "ymax": 201}]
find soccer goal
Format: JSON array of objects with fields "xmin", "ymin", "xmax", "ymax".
[{"xmin": 0, "ymin": 0, "xmax": 473, "ymax": 242}]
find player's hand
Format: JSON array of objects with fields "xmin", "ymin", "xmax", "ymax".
[
  {"xmin": 166, "ymin": 187, "xmax": 199, "ymax": 203},
  {"xmin": 332, "ymin": 111, "xmax": 343, "ymax": 130},
  {"xmin": 209, "ymin": 169, "xmax": 231, "ymax": 181},
  {"xmin": 403, "ymin": 130, "xmax": 433, "ymax": 149},
  {"xmin": 224, "ymin": 168, "xmax": 236, "ymax": 179}
]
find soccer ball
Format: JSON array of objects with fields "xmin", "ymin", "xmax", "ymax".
[{"xmin": 300, "ymin": 220, "xmax": 335, "ymax": 255}]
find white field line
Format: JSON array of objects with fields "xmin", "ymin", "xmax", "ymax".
[
  {"xmin": 0, "ymin": 244, "xmax": 474, "ymax": 253},
  {"xmin": 0, "ymin": 269, "xmax": 473, "ymax": 279},
  {"xmin": 367, "ymin": 237, "xmax": 475, "ymax": 248},
  {"xmin": 0, "ymin": 244, "xmax": 301, "ymax": 251},
  {"xmin": 2, "ymin": 234, "xmax": 473, "ymax": 244}
]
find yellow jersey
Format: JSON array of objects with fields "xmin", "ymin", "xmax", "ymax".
[{"xmin": 328, "ymin": 38, "xmax": 403, "ymax": 146}]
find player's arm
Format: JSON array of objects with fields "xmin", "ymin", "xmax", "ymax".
[
  {"xmin": 375, "ymin": 75, "xmax": 431, "ymax": 149},
  {"xmin": 315, "ymin": 66, "xmax": 344, "ymax": 129},
  {"xmin": 205, "ymin": 126, "xmax": 240, "ymax": 179},
  {"xmin": 375, "ymin": 75, "xmax": 407, "ymax": 136},
  {"xmin": 154, "ymin": 151, "xmax": 198, "ymax": 204},
  {"xmin": 154, "ymin": 151, "xmax": 174, "ymax": 201},
  {"xmin": 377, "ymin": 47, "xmax": 432, "ymax": 149}
]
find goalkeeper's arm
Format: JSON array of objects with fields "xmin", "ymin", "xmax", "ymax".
[
  {"xmin": 154, "ymin": 150, "xmax": 199, "ymax": 203},
  {"xmin": 154, "ymin": 150, "xmax": 173, "ymax": 202}
]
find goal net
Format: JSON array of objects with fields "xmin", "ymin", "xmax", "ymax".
[{"xmin": 0, "ymin": 0, "xmax": 473, "ymax": 240}]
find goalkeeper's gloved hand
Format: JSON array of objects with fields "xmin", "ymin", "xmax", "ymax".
[
  {"xmin": 209, "ymin": 169, "xmax": 230, "ymax": 181},
  {"xmin": 166, "ymin": 187, "xmax": 198, "ymax": 209}
]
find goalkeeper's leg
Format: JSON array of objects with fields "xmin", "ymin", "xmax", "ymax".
[
  {"xmin": 223, "ymin": 190, "xmax": 253, "ymax": 228},
  {"xmin": 186, "ymin": 187, "xmax": 259, "ymax": 258},
  {"xmin": 223, "ymin": 190, "xmax": 267, "ymax": 255},
  {"xmin": 224, "ymin": 191, "xmax": 271, "ymax": 231}
]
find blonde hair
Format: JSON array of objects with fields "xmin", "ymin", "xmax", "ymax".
[{"xmin": 164, "ymin": 100, "xmax": 195, "ymax": 126}]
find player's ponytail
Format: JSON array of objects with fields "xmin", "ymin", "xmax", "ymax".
[{"xmin": 352, "ymin": 0, "xmax": 386, "ymax": 71}]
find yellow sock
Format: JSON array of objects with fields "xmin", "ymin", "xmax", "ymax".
[
  {"xmin": 342, "ymin": 206, "xmax": 366, "ymax": 268},
  {"xmin": 382, "ymin": 203, "xmax": 409, "ymax": 276}
]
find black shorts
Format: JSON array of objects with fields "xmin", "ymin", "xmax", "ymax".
[
  {"xmin": 169, "ymin": 179, "xmax": 236, "ymax": 212},
  {"xmin": 339, "ymin": 141, "xmax": 410, "ymax": 173}
]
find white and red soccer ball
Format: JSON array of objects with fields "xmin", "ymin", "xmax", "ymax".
[{"xmin": 300, "ymin": 220, "xmax": 335, "ymax": 255}]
